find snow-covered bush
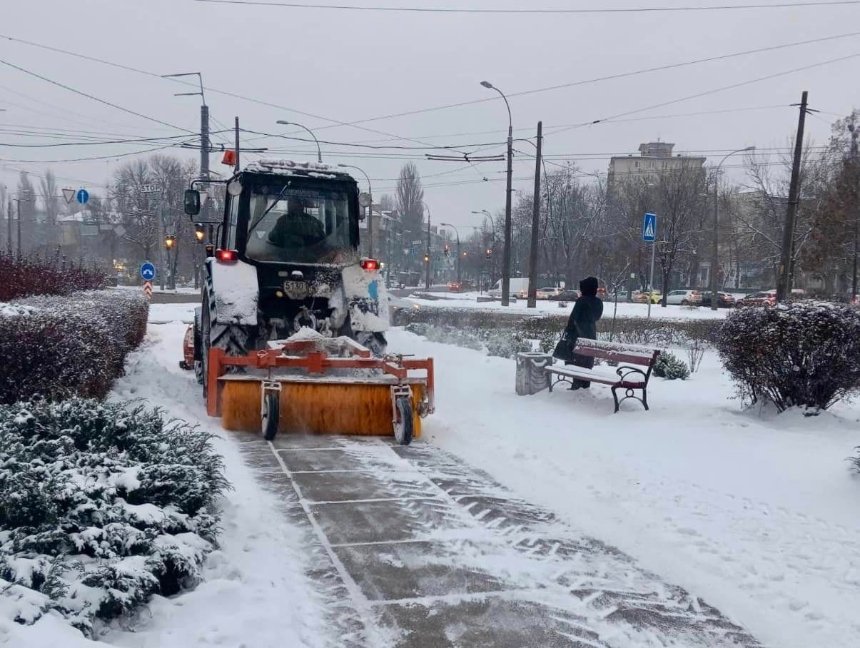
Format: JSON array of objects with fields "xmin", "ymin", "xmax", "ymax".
[
  {"xmin": 715, "ymin": 301, "xmax": 860, "ymax": 412},
  {"xmin": 0, "ymin": 252, "xmax": 107, "ymax": 301},
  {"xmin": 403, "ymin": 323, "xmax": 483, "ymax": 350},
  {"xmin": 653, "ymin": 351, "xmax": 690, "ymax": 380},
  {"xmin": 0, "ymin": 290, "xmax": 148, "ymax": 405},
  {"xmin": 0, "ymin": 398, "xmax": 227, "ymax": 635}
]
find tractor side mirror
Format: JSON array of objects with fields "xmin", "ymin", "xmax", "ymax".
[{"xmin": 184, "ymin": 189, "xmax": 201, "ymax": 216}]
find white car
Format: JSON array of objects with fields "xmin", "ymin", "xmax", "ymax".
[
  {"xmin": 536, "ymin": 286, "xmax": 562, "ymax": 299},
  {"xmin": 665, "ymin": 289, "xmax": 702, "ymax": 306}
]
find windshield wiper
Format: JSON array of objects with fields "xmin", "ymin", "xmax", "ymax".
[{"xmin": 248, "ymin": 184, "xmax": 290, "ymax": 233}]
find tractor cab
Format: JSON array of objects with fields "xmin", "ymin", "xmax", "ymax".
[{"xmin": 184, "ymin": 159, "xmax": 388, "ymax": 360}]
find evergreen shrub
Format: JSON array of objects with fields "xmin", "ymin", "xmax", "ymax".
[
  {"xmin": 653, "ymin": 351, "xmax": 690, "ymax": 380},
  {"xmin": 0, "ymin": 398, "xmax": 227, "ymax": 635}
]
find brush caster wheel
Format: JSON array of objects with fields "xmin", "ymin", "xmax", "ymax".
[
  {"xmin": 393, "ymin": 397, "xmax": 413, "ymax": 446},
  {"xmin": 262, "ymin": 392, "xmax": 280, "ymax": 441}
]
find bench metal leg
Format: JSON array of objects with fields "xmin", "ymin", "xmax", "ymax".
[{"xmin": 612, "ymin": 386, "xmax": 649, "ymax": 413}]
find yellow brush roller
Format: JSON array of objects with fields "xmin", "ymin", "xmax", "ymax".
[{"xmin": 219, "ymin": 377, "xmax": 425, "ymax": 438}]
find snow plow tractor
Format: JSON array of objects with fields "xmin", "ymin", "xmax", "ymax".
[{"xmin": 179, "ymin": 159, "xmax": 434, "ymax": 444}]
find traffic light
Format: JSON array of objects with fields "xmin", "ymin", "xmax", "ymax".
[
  {"xmin": 485, "ymin": 248, "xmax": 492, "ymax": 259},
  {"xmin": 164, "ymin": 235, "xmax": 176, "ymax": 250},
  {"xmin": 194, "ymin": 224, "xmax": 205, "ymax": 243},
  {"xmin": 444, "ymin": 245, "xmax": 450, "ymax": 257},
  {"xmin": 423, "ymin": 253, "xmax": 430, "ymax": 263}
]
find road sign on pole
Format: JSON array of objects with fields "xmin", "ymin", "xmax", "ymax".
[
  {"xmin": 642, "ymin": 212, "xmax": 657, "ymax": 242},
  {"xmin": 76, "ymin": 188, "xmax": 90, "ymax": 205},
  {"xmin": 62, "ymin": 188, "xmax": 76, "ymax": 204},
  {"xmin": 140, "ymin": 261, "xmax": 156, "ymax": 281},
  {"xmin": 143, "ymin": 281, "xmax": 153, "ymax": 300},
  {"xmin": 643, "ymin": 212, "xmax": 658, "ymax": 318}
]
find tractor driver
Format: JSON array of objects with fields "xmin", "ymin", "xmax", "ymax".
[{"xmin": 267, "ymin": 197, "xmax": 327, "ymax": 249}]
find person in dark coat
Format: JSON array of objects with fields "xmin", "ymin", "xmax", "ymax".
[{"xmin": 564, "ymin": 276, "xmax": 603, "ymax": 389}]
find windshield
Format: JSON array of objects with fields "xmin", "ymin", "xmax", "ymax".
[{"xmin": 245, "ymin": 185, "xmax": 353, "ymax": 264}]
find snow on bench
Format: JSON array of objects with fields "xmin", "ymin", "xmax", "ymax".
[{"xmin": 545, "ymin": 340, "xmax": 661, "ymax": 413}]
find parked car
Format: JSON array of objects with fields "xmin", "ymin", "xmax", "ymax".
[
  {"xmin": 549, "ymin": 289, "xmax": 579, "ymax": 301},
  {"xmin": 536, "ymin": 286, "xmax": 562, "ymax": 299},
  {"xmin": 447, "ymin": 280, "xmax": 473, "ymax": 293},
  {"xmin": 665, "ymin": 289, "xmax": 702, "ymax": 306},
  {"xmin": 736, "ymin": 290, "xmax": 777, "ymax": 307},
  {"xmin": 700, "ymin": 291, "xmax": 736, "ymax": 308},
  {"xmin": 602, "ymin": 290, "xmax": 629, "ymax": 302},
  {"xmin": 632, "ymin": 290, "xmax": 662, "ymax": 304}
]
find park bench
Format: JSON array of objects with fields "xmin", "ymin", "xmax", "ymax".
[
  {"xmin": 545, "ymin": 339, "xmax": 660, "ymax": 412},
  {"xmin": 516, "ymin": 340, "xmax": 660, "ymax": 412}
]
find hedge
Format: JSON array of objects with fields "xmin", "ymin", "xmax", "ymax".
[
  {"xmin": 0, "ymin": 290, "xmax": 148, "ymax": 404},
  {"xmin": 0, "ymin": 253, "xmax": 107, "ymax": 301},
  {"xmin": 393, "ymin": 305, "xmax": 721, "ymax": 358}
]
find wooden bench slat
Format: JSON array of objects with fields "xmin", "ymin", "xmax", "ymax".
[{"xmin": 544, "ymin": 339, "xmax": 660, "ymax": 413}]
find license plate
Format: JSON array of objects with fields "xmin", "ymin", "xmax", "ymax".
[{"xmin": 283, "ymin": 280, "xmax": 308, "ymax": 298}]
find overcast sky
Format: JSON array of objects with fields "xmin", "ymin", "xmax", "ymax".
[{"xmin": 2, "ymin": 0, "xmax": 859, "ymax": 229}]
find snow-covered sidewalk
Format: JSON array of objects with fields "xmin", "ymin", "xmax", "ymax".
[{"xmin": 386, "ymin": 328, "xmax": 860, "ymax": 648}]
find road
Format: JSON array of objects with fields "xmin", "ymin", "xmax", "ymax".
[{"xmin": 237, "ymin": 432, "xmax": 760, "ymax": 648}]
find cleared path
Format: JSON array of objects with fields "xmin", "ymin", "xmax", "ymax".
[{"xmin": 237, "ymin": 433, "xmax": 760, "ymax": 648}]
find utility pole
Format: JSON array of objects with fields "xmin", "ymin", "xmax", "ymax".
[
  {"xmin": 6, "ymin": 198, "xmax": 11, "ymax": 255},
  {"xmin": 850, "ymin": 120, "xmax": 859, "ymax": 300},
  {"xmin": 502, "ymin": 119, "xmax": 513, "ymax": 306},
  {"xmin": 425, "ymin": 210, "xmax": 431, "ymax": 290},
  {"xmin": 527, "ymin": 121, "xmax": 543, "ymax": 308},
  {"xmin": 778, "ymin": 91, "xmax": 810, "ymax": 302},
  {"xmin": 234, "ymin": 116, "xmax": 241, "ymax": 173}
]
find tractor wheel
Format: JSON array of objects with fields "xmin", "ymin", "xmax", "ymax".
[
  {"xmin": 393, "ymin": 397, "xmax": 413, "ymax": 446},
  {"xmin": 201, "ymin": 292, "xmax": 251, "ymax": 400},
  {"xmin": 261, "ymin": 392, "xmax": 280, "ymax": 441},
  {"xmin": 193, "ymin": 308, "xmax": 204, "ymax": 385}
]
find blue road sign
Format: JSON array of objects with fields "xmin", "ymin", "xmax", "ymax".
[
  {"xmin": 76, "ymin": 188, "xmax": 90, "ymax": 205},
  {"xmin": 140, "ymin": 261, "xmax": 156, "ymax": 281},
  {"xmin": 643, "ymin": 212, "xmax": 657, "ymax": 242}
]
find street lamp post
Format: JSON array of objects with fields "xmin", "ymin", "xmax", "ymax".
[
  {"xmin": 440, "ymin": 223, "xmax": 461, "ymax": 284},
  {"xmin": 711, "ymin": 146, "xmax": 755, "ymax": 310},
  {"xmin": 276, "ymin": 120, "xmax": 322, "ymax": 163},
  {"xmin": 480, "ymin": 80, "xmax": 513, "ymax": 306},
  {"xmin": 337, "ymin": 163, "xmax": 374, "ymax": 257},
  {"xmin": 424, "ymin": 203, "xmax": 432, "ymax": 290}
]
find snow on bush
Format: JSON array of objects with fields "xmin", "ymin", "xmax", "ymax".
[
  {"xmin": 715, "ymin": 301, "xmax": 860, "ymax": 412},
  {"xmin": 0, "ymin": 290, "xmax": 148, "ymax": 405},
  {"xmin": 0, "ymin": 252, "xmax": 107, "ymax": 301},
  {"xmin": 0, "ymin": 398, "xmax": 227, "ymax": 636},
  {"xmin": 653, "ymin": 351, "xmax": 690, "ymax": 381}
]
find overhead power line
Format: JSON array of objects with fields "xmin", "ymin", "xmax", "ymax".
[
  {"xmin": 296, "ymin": 30, "xmax": 860, "ymax": 130},
  {"xmin": 0, "ymin": 33, "xmax": 455, "ymax": 152},
  {"xmin": 195, "ymin": 0, "xmax": 860, "ymax": 14},
  {"xmin": 0, "ymin": 58, "xmax": 195, "ymax": 135},
  {"xmin": 548, "ymin": 51, "xmax": 860, "ymax": 135}
]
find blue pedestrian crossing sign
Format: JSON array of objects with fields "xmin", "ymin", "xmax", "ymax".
[
  {"xmin": 76, "ymin": 188, "xmax": 90, "ymax": 205},
  {"xmin": 642, "ymin": 212, "xmax": 657, "ymax": 242},
  {"xmin": 139, "ymin": 261, "xmax": 156, "ymax": 281}
]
